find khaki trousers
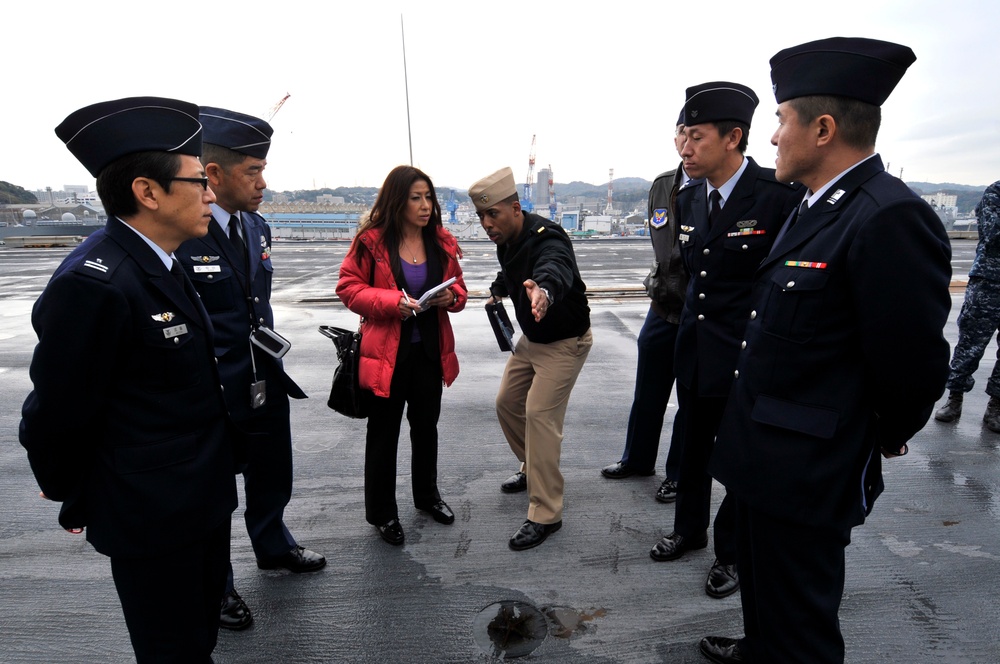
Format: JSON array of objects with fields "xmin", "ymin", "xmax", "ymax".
[{"xmin": 496, "ymin": 329, "xmax": 592, "ymax": 524}]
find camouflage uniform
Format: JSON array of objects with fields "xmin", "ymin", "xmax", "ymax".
[{"xmin": 946, "ymin": 180, "xmax": 1000, "ymax": 396}]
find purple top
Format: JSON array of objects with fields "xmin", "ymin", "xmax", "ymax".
[{"xmin": 401, "ymin": 261, "xmax": 427, "ymax": 343}]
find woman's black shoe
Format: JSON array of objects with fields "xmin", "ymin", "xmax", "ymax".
[
  {"xmin": 417, "ymin": 500, "xmax": 455, "ymax": 524},
  {"xmin": 376, "ymin": 519, "xmax": 405, "ymax": 545}
]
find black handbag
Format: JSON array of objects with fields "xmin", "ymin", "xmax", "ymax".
[{"xmin": 319, "ymin": 324, "xmax": 368, "ymax": 418}]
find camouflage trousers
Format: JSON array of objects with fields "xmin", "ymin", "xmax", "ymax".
[{"xmin": 947, "ymin": 277, "xmax": 1000, "ymax": 397}]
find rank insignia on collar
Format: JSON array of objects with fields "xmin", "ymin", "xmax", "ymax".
[
  {"xmin": 826, "ymin": 189, "xmax": 845, "ymax": 204},
  {"xmin": 259, "ymin": 235, "xmax": 267, "ymax": 247},
  {"xmin": 193, "ymin": 255, "xmax": 219, "ymax": 263},
  {"xmin": 151, "ymin": 312, "xmax": 176, "ymax": 322}
]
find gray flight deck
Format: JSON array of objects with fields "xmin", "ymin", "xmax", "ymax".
[{"xmin": 0, "ymin": 238, "xmax": 997, "ymax": 663}]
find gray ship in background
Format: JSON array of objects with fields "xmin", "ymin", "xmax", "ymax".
[{"xmin": 1, "ymin": 187, "xmax": 105, "ymax": 246}]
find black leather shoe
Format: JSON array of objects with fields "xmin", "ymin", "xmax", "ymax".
[
  {"xmin": 600, "ymin": 461, "xmax": 655, "ymax": 479},
  {"xmin": 649, "ymin": 531, "xmax": 708, "ymax": 561},
  {"xmin": 508, "ymin": 519, "xmax": 562, "ymax": 551},
  {"xmin": 376, "ymin": 519, "xmax": 405, "ymax": 545},
  {"xmin": 655, "ymin": 478, "xmax": 678, "ymax": 503},
  {"xmin": 501, "ymin": 471, "xmax": 527, "ymax": 494},
  {"xmin": 220, "ymin": 589, "xmax": 253, "ymax": 631},
  {"xmin": 705, "ymin": 559, "xmax": 740, "ymax": 598},
  {"xmin": 256, "ymin": 545, "xmax": 327, "ymax": 573},
  {"xmin": 699, "ymin": 635, "xmax": 744, "ymax": 663},
  {"xmin": 417, "ymin": 500, "xmax": 455, "ymax": 524}
]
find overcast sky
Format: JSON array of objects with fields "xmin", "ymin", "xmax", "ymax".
[{"xmin": 3, "ymin": 0, "xmax": 997, "ymax": 195}]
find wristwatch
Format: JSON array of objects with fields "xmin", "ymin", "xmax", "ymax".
[{"xmin": 540, "ymin": 287, "xmax": 552, "ymax": 305}]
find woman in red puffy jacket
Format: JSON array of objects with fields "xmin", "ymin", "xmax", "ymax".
[{"xmin": 336, "ymin": 165, "xmax": 467, "ymax": 546}]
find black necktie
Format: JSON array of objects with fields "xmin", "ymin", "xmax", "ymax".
[
  {"xmin": 228, "ymin": 214, "xmax": 247, "ymax": 269},
  {"xmin": 708, "ymin": 190, "xmax": 722, "ymax": 226},
  {"xmin": 788, "ymin": 199, "xmax": 809, "ymax": 231}
]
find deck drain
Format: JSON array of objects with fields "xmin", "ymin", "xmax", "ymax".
[{"xmin": 473, "ymin": 600, "xmax": 547, "ymax": 658}]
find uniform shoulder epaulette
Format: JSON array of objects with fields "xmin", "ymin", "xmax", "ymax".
[{"xmin": 71, "ymin": 237, "xmax": 126, "ymax": 282}]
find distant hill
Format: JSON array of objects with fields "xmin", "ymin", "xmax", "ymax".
[
  {"xmin": 907, "ymin": 182, "xmax": 986, "ymax": 215},
  {"xmin": 0, "ymin": 181, "xmax": 38, "ymax": 204},
  {"xmin": 264, "ymin": 179, "xmax": 984, "ymax": 215}
]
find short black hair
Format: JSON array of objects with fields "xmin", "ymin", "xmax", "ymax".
[
  {"xmin": 202, "ymin": 142, "xmax": 248, "ymax": 171},
  {"xmin": 501, "ymin": 192, "xmax": 519, "ymax": 206},
  {"xmin": 713, "ymin": 121, "xmax": 750, "ymax": 153},
  {"xmin": 788, "ymin": 95, "xmax": 881, "ymax": 149},
  {"xmin": 96, "ymin": 151, "xmax": 181, "ymax": 219}
]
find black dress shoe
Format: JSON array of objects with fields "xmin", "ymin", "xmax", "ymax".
[
  {"xmin": 256, "ymin": 545, "xmax": 327, "ymax": 573},
  {"xmin": 655, "ymin": 478, "xmax": 678, "ymax": 503},
  {"xmin": 376, "ymin": 519, "xmax": 405, "ymax": 545},
  {"xmin": 600, "ymin": 461, "xmax": 655, "ymax": 479},
  {"xmin": 508, "ymin": 519, "xmax": 562, "ymax": 551},
  {"xmin": 705, "ymin": 559, "xmax": 740, "ymax": 598},
  {"xmin": 220, "ymin": 589, "xmax": 253, "ymax": 631},
  {"xmin": 417, "ymin": 500, "xmax": 455, "ymax": 524},
  {"xmin": 699, "ymin": 635, "xmax": 744, "ymax": 663},
  {"xmin": 649, "ymin": 531, "xmax": 708, "ymax": 561},
  {"xmin": 500, "ymin": 471, "xmax": 527, "ymax": 493}
]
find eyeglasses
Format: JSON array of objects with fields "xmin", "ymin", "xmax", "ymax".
[{"xmin": 168, "ymin": 176, "xmax": 210, "ymax": 191}]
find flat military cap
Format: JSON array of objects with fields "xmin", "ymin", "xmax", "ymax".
[
  {"xmin": 199, "ymin": 106, "xmax": 273, "ymax": 158},
  {"xmin": 676, "ymin": 108, "xmax": 685, "ymax": 126},
  {"xmin": 683, "ymin": 82, "xmax": 759, "ymax": 126},
  {"xmin": 770, "ymin": 37, "xmax": 916, "ymax": 105},
  {"xmin": 469, "ymin": 167, "xmax": 517, "ymax": 213},
  {"xmin": 55, "ymin": 96, "xmax": 202, "ymax": 178}
]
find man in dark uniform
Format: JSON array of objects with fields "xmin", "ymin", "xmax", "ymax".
[
  {"xmin": 700, "ymin": 38, "xmax": 951, "ymax": 664},
  {"xmin": 934, "ymin": 179, "xmax": 1000, "ymax": 430},
  {"xmin": 600, "ymin": 110, "xmax": 690, "ymax": 504},
  {"xmin": 648, "ymin": 82, "xmax": 800, "ymax": 602},
  {"xmin": 20, "ymin": 96, "xmax": 238, "ymax": 662},
  {"xmin": 177, "ymin": 107, "xmax": 324, "ymax": 630},
  {"xmin": 471, "ymin": 167, "xmax": 592, "ymax": 551}
]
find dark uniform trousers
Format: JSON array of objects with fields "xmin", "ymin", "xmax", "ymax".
[
  {"xmin": 674, "ymin": 381, "xmax": 735, "ymax": 562},
  {"xmin": 735, "ymin": 497, "xmax": 850, "ymax": 664},
  {"xmin": 111, "ymin": 520, "xmax": 231, "ymax": 663},
  {"xmin": 946, "ymin": 276, "xmax": 1000, "ymax": 397},
  {"xmin": 620, "ymin": 309, "xmax": 684, "ymax": 478}
]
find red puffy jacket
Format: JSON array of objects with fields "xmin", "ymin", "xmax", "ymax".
[{"xmin": 335, "ymin": 226, "xmax": 467, "ymax": 398}]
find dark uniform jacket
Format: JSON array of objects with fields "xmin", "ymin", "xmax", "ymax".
[
  {"xmin": 489, "ymin": 212, "xmax": 590, "ymax": 344},
  {"xmin": 19, "ymin": 218, "xmax": 238, "ymax": 558},
  {"xmin": 177, "ymin": 211, "xmax": 305, "ymax": 425},
  {"xmin": 710, "ymin": 155, "xmax": 952, "ymax": 530},
  {"xmin": 645, "ymin": 164, "xmax": 690, "ymax": 323},
  {"xmin": 675, "ymin": 157, "xmax": 801, "ymax": 397}
]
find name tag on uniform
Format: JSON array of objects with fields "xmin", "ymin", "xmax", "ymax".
[
  {"xmin": 163, "ymin": 324, "xmax": 189, "ymax": 339},
  {"xmin": 679, "ymin": 233, "xmax": 690, "ymax": 242},
  {"xmin": 193, "ymin": 265, "xmax": 222, "ymax": 273}
]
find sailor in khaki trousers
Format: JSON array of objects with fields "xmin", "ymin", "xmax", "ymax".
[{"xmin": 470, "ymin": 167, "xmax": 592, "ymax": 551}]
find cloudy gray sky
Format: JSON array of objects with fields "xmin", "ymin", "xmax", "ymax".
[{"xmin": 3, "ymin": 0, "xmax": 997, "ymax": 195}]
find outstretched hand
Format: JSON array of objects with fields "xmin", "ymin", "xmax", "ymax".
[{"xmin": 523, "ymin": 279, "xmax": 549, "ymax": 322}]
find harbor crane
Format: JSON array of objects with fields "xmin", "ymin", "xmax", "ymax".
[
  {"xmin": 265, "ymin": 93, "xmax": 291, "ymax": 122},
  {"xmin": 523, "ymin": 135, "xmax": 536, "ymax": 213},
  {"xmin": 446, "ymin": 189, "xmax": 458, "ymax": 223}
]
